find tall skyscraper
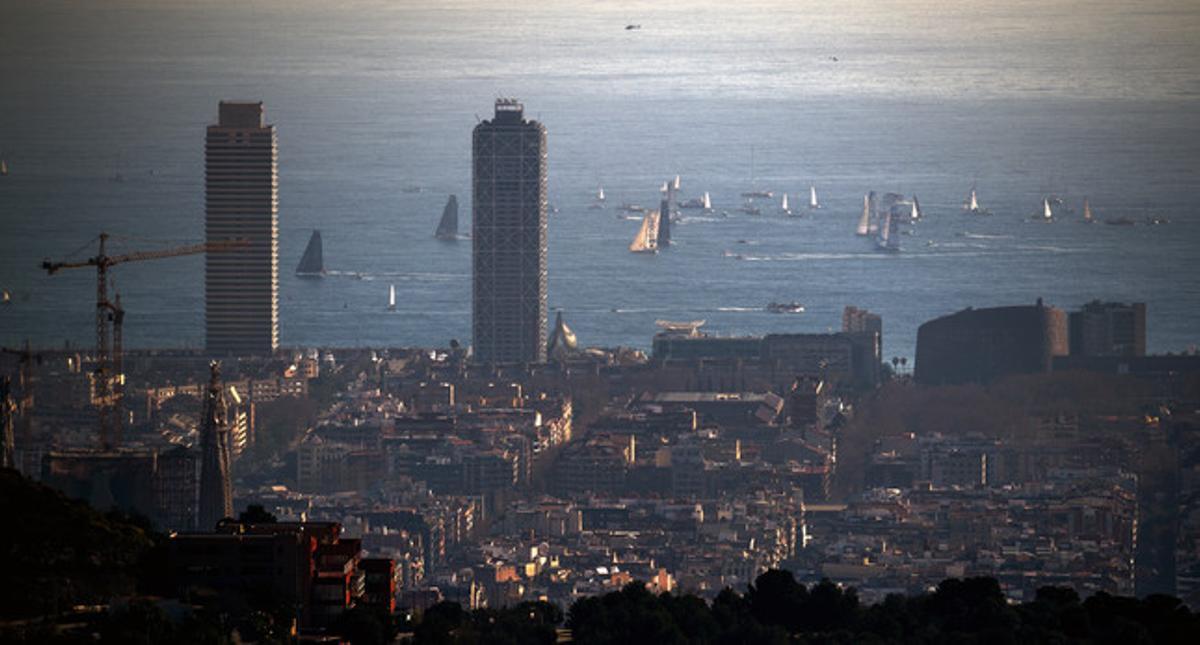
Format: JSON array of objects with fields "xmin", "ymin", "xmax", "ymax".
[
  {"xmin": 472, "ymin": 99, "xmax": 548, "ymax": 364},
  {"xmin": 198, "ymin": 361, "xmax": 232, "ymax": 530},
  {"xmin": 205, "ymin": 101, "xmax": 279, "ymax": 355}
]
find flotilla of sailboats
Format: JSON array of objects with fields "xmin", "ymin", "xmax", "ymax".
[{"xmin": 297, "ymin": 176, "xmax": 1163, "ymax": 300}]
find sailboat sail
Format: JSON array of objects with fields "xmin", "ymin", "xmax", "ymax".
[
  {"xmin": 910, "ymin": 197, "xmax": 920, "ymax": 221},
  {"xmin": 673, "ymin": 175, "xmax": 681, "ymax": 191},
  {"xmin": 658, "ymin": 199, "xmax": 671, "ymax": 247},
  {"xmin": 435, "ymin": 195, "xmax": 459, "ymax": 240},
  {"xmin": 969, "ymin": 189, "xmax": 980, "ymax": 212},
  {"xmin": 856, "ymin": 194, "xmax": 871, "ymax": 236},
  {"xmin": 781, "ymin": 193, "xmax": 789, "ymax": 212},
  {"xmin": 295, "ymin": 230, "xmax": 325, "ymax": 276},
  {"xmin": 597, "ymin": 186, "xmax": 605, "ymax": 201},
  {"xmin": 629, "ymin": 210, "xmax": 660, "ymax": 253},
  {"xmin": 1043, "ymin": 198, "xmax": 1053, "ymax": 220},
  {"xmin": 702, "ymin": 192, "xmax": 711, "ymax": 210},
  {"xmin": 387, "ymin": 284, "xmax": 397, "ymax": 310},
  {"xmin": 809, "ymin": 186, "xmax": 818, "ymax": 209},
  {"xmin": 877, "ymin": 210, "xmax": 900, "ymax": 251},
  {"xmin": 1083, "ymin": 197, "xmax": 1093, "ymax": 222}
]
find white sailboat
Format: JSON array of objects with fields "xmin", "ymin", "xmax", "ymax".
[
  {"xmin": 702, "ymin": 191, "xmax": 712, "ymax": 210},
  {"xmin": 781, "ymin": 193, "xmax": 790, "ymax": 214},
  {"xmin": 387, "ymin": 284, "xmax": 397, "ymax": 311},
  {"xmin": 910, "ymin": 196, "xmax": 921, "ymax": 221},
  {"xmin": 673, "ymin": 175, "xmax": 681, "ymax": 191},
  {"xmin": 856, "ymin": 194, "xmax": 872, "ymax": 236},
  {"xmin": 629, "ymin": 210, "xmax": 660, "ymax": 253},
  {"xmin": 809, "ymin": 186, "xmax": 819, "ymax": 209},
  {"xmin": 968, "ymin": 189, "xmax": 979, "ymax": 212},
  {"xmin": 597, "ymin": 186, "xmax": 606, "ymax": 202},
  {"xmin": 1041, "ymin": 198, "xmax": 1053, "ymax": 221},
  {"xmin": 1083, "ymin": 197, "xmax": 1094, "ymax": 223}
]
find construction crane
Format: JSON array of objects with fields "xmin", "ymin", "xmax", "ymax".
[{"xmin": 42, "ymin": 232, "xmax": 247, "ymax": 450}]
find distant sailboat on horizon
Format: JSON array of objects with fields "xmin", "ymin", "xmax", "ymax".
[
  {"xmin": 964, "ymin": 186, "xmax": 990, "ymax": 215},
  {"xmin": 911, "ymin": 195, "xmax": 922, "ymax": 221},
  {"xmin": 295, "ymin": 230, "xmax": 325, "ymax": 277},
  {"xmin": 387, "ymin": 284, "xmax": 397, "ymax": 311},
  {"xmin": 597, "ymin": 186, "xmax": 606, "ymax": 202},
  {"xmin": 781, "ymin": 193, "xmax": 791, "ymax": 214},
  {"xmin": 1082, "ymin": 197, "xmax": 1094, "ymax": 223},
  {"xmin": 435, "ymin": 195, "xmax": 459, "ymax": 240},
  {"xmin": 809, "ymin": 186, "xmax": 819, "ymax": 210},
  {"xmin": 1040, "ymin": 197, "xmax": 1054, "ymax": 221}
]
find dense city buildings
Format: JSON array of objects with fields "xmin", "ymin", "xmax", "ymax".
[
  {"xmin": 6, "ymin": 280, "xmax": 1199, "ymax": 639},
  {"xmin": 205, "ymin": 101, "xmax": 279, "ymax": 355},
  {"xmin": 471, "ymin": 98, "xmax": 548, "ymax": 365},
  {"xmin": 914, "ymin": 299, "xmax": 1068, "ymax": 385}
]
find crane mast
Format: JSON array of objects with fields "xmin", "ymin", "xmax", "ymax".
[{"xmin": 42, "ymin": 232, "xmax": 246, "ymax": 449}]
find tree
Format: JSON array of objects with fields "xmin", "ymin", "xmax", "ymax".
[{"xmin": 237, "ymin": 504, "xmax": 277, "ymax": 524}]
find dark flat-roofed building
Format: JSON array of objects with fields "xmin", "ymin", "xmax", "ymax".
[
  {"xmin": 1069, "ymin": 300, "xmax": 1146, "ymax": 357},
  {"xmin": 915, "ymin": 299, "xmax": 1068, "ymax": 385}
]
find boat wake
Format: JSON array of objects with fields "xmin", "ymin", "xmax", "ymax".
[
  {"xmin": 1016, "ymin": 244, "xmax": 1077, "ymax": 253},
  {"xmin": 716, "ymin": 306, "xmax": 761, "ymax": 312},
  {"xmin": 959, "ymin": 232, "xmax": 1013, "ymax": 240},
  {"xmin": 326, "ymin": 270, "xmax": 467, "ymax": 281}
]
